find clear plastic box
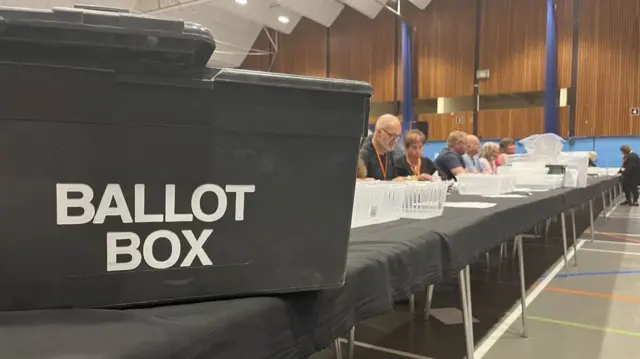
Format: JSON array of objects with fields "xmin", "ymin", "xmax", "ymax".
[{"xmin": 457, "ymin": 174, "xmax": 517, "ymax": 195}]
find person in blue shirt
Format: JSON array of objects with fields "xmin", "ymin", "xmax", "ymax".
[
  {"xmin": 462, "ymin": 135, "xmax": 481, "ymax": 173},
  {"xmin": 434, "ymin": 131, "xmax": 468, "ymax": 180}
]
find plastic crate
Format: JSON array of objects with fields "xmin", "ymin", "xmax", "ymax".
[
  {"xmin": 457, "ymin": 174, "xmax": 516, "ymax": 195},
  {"xmin": 0, "ymin": 6, "xmax": 374, "ymax": 311},
  {"xmin": 397, "ymin": 181, "xmax": 449, "ymax": 219},
  {"xmin": 351, "ymin": 181, "xmax": 392, "ymax": 228}
]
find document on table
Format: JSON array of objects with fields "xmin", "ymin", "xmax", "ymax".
[
  {"xmin": 444, "ymin": 202, "xmax": 497, "ymax": 208},
  {"xmin": 515, "ymin": 188, "xmax": 550, "ymax": 192},
  {"xmin": 482, "ymin": 194, "xmax": 527, "ymax": 198}
]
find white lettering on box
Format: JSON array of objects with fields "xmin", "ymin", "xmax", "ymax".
[
  {"xmin": 164, "ymin": 185, "xmax": 194, "ymax": 223},
  {"xmin": 107, "ymin": 232, "xmax": 141, "ymax": 272},
  {"xmin": 56, "ymin": 183, "xmax": 255, "ymax": 272},
  {"xmin": 134, "ymin": 184, "xmax": 164, "ymax": 223},
  {"xmin": 56, "ymin": 184, "xmax": 95, "ymax": 225}
]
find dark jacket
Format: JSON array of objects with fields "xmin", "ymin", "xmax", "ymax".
[
  {"xmin": 395, "ymin": 155, "xmax": 438, "ymax": 177},
  {"xmin": 622, "ymin": 152, "xmax": 640, "ymax": 184}
]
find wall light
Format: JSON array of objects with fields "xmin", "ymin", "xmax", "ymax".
[
  {"xmin": 234, "ymin": 0, "xmax": 247, "ymax": 5},
  {"xmin": 277, "ymin": 15, "xmax": 289, "ymax": 24}
]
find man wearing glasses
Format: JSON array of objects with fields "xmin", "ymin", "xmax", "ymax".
[{"xmin": 360, "ymin": 114, "xmax": 403, "ymax": 181}]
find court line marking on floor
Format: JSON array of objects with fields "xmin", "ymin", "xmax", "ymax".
[
  {"xmin": 553, "ymin": 270, "xmax": 640, "ymax": 278},
  {"xmin": 595, "ymin": 230, "xmax": 640, "ymax": 238},
  {"xmin": 606, "ymin": 201, "xmax": 622, "ymax": 217},
  {"xmin": 337, "ymin": 338, "xmax": 434, "ymax": 359},
  {"xmin": 588, "ymin": 239, "xmax": 640, "ymax": 247},
  {"xmin": 607, "ymin": 214, "xmax": 640, "ymax": 219},
  {"xmin": 528, "ymin": 316, "xmax": 640, "ymax": 338},
  {"xmin": 474, "ymin": 239, "xmax": 584, "ymax": 359},
  {"xmin": 580, "ymin": 247, "xmax": 640, "ymax": 256},
  {"xmin": 592, "ymin": 231, "xmax": 640, "ymax": 244},
  {"xmin": 543, "ymin": 286, "xmax": 640, "ymax": 303}
]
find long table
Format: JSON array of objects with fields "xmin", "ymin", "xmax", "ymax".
[{"xmin": 0, "ymin": 176, "xmax": 620, "ymax": 359}]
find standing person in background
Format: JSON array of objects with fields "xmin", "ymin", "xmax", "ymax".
[
  {"xmin": 620, "ymin": 145, "xmax": 640, "ymax": 206},
  {"xmin": 434, "ymin": 131, "xmax": 468, "ymax": 180},
  {"xmin": 463, "ymin": 135, "xmax": 481, "ymax": 172},
  {"xmin": 360, "ymin": 114, "xmax": 403, "ymax": 181},
  {"xmin": 496, "ymin": 138, "xmax": 516, "ymax": 166},
  {"xmin": 395, "ymin": 129, "xmax": 437, "ymax": 181},
  {"xmin": 478, "ymin": 142, "xmax": 500, "ymax": 174}
]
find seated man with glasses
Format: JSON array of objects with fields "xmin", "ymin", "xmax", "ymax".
[{"xmin": 360, "ymin": 114, "xmax": 403, "ymax": 181}]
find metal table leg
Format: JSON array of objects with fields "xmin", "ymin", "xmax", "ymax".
[
  {"xmin": 409, "ymin": 294, "xmax": 415, "ymax": 314},
  {"xmin": 459, "ymin": 266, "xmax": 475, "ymax": 359},
  {"xmin": 347, "ymin": 327, "xmax": 355, "ymax": 359},
  {"xmin": 571, "ymin": 209, "xmax": 578, "ymax": 266},
  {"xmin": 334, "ymin": 339, "xmax": 343, "ymax": 359},
  {"xmin": 609, "ymin": 189, "xmax": 614, "ymax": 208},
  {"xmin": 516, "ymin": 235, "xmax": 528, "ymax": 337},
  {"xmin": 424, "ymin": 284, "xmax": 434, "ymax": 321},
  {"xmin": 589, "ymin": 199, "xmax": 595, "ymax": 242},
  {"xmin": 561, "ymin": 212, "xmax": 569, "ymax": 275}
]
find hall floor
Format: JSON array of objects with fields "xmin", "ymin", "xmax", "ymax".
[{"xmin": 313, "ymin": 194, "xmax": 640, "ymax": 359}]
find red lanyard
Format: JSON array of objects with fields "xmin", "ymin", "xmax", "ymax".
[{"xmin": 375, "ymin": 150, "xmax": 387, "ymax": 179}]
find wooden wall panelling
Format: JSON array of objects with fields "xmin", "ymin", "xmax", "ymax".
[
  {"xmin": 329, "ymin": 7, "xmax": 397, "ymax": 102},
  {"xmin": 510, "ymin": 108, "xmax": 545, "ymax": 139},
  {"xmin": 576, "ymin": 0, "xmax": 640, "ymax": 137},
  {"xmin": 479, "ymin": 0, "xmax": 546, "ymax": 94},
  {"xmin": 558, "ymin": 106, "xmax": 571, "ymax": 137},
  {"xmin": 477, "ymin": 108, "xmax": 545, "ymax": 139},
  {"xmin": 239, "ymin": 30, "xmax": 272, "ymax": 71},
  {"xmin": 477, "ymin": 109, "xmax": 512, "ymax": 139},
  {"xmin": 404, "ymin": 0, "xmax": 476, "ymax": 99},
  {"xmin": 271, "ymin": 18, "xmax": 327, "ymax": 77},
  {"xmin": 418, "ymin": 112, "xmax": 474, "ymax": 141}
]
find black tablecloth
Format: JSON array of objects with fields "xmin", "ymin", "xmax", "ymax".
[
  {"xmin": 0, "ymin": 219, "xmax": 443, "ymax": 359},
  {"xmin": 563, "ymin": 175, "xmax": 620, "ymax": 208},
  {"xmin": 431, "ymin": 176, "xmax": 619, "ymax": 271},
  {"xmin": 0, "ymin": 177, "xmax": 617, "ymax": 359}
]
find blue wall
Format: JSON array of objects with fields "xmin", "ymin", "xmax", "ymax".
[{"xmin": 420, "ymin": 137, "xmax": 640, "ymax": 168}]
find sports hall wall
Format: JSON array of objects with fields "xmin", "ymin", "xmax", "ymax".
[{"xmin": 240, "ymin": 0, "xmax": 640, "ymax": 168}]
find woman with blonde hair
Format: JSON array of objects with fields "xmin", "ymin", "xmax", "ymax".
[{"xmin": 478, "ymin": 142, "xmax": 500, "ymax": 174}]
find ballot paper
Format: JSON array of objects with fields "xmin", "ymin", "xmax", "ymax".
[
  {"xmin": 482, "ymin": 194, "xmax": 527, "ymax": 198},
  {"xmin": 515, "ymin": 187, "xmax": 550, "ymax": 192},
  {"xmin": 444, "ymin": 202, "xmax": 497, "ymax": 208}
]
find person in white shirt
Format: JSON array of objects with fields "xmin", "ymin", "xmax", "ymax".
[{"xmin": 462, "ymin": 135, "xmax": 481, "ymax": 173}]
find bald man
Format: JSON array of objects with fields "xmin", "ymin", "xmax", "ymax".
[
  {"xmin": 463, "ymin": 135, "xmax": 481, "ymax": 173},
  {"xmin": 360, "ymin": 114, "xmax": 402, "ymax": 180}
]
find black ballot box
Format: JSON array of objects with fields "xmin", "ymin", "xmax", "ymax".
[{"xmin": 0, "ymin": 5, "xmax": 373, "ymax": 311}]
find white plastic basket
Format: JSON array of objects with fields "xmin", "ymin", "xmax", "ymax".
[
  {"xmin": 351, "ymin": 181, "xmax": 391, "ymax": 227},
  {"xmin": 457, "ymin": 174, "xmax": 516, "ymax": 195},
  {"xmin": 397, "ymin": 181, "xmax": 449, "ymax": 219}
]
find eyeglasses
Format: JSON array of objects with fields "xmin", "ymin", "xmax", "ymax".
[{"xmin": 381, "ymin": 128, "xmax": 401, "ymax": 140}]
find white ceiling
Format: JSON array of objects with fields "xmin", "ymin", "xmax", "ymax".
[{"xmin": 0, "ymin": 0, "xmax": 431, "ymax": 68}]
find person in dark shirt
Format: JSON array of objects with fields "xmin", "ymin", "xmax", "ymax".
[
  {"xmin": 360, "ymin": 114, "xmax": 403, "ymax": 180},
  {"xmin": 620, "ymin": 145, "xmax": 640, "ymax": 205},
  {"xmin": 395, "ymin": 129, "xmax": 437, "ymax": 180},
  {"xmin": 434, "ymin": 131, "xmax": 468, "ymax": 180}
]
